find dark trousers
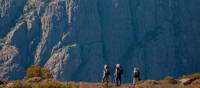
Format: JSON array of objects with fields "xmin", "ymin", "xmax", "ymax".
[
  {"xmin": 133, "ymin": 76, "xmax": 140, "ymax": 85},
  {"xmin": 102, "ymin": 75, "xmax": 109, "ymax": 83},
  {"xmin": 115, "ymin": 76, "xmax": 121, "ymax": 86}
]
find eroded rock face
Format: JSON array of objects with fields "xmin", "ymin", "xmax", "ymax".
[{"xmin": 0, "ymin": 0, "xmax": 200, "ymax": 82}]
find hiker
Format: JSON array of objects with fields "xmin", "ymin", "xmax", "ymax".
[
  {"xmin": 114, "ymin": 64, "xmax": 123, "ymax": 86},
  {"xmin": 133, "ymin": 67, "xmax": 140, "ymax": 85},
  {"xmin": 102, "ymin": 64, "xmax": 110, "ymax": 83}
]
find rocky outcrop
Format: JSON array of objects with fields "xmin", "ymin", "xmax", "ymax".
[
  {"xmin": 0, "ymin": 0, "xmax": 26, "ymax": 37},
  {"xmin": 0, "ymin": 0, "xmax": 200, "ymax": 82}
]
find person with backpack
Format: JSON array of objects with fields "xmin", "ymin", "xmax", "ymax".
[
  {"xmin": 133, "ymin": 67, "xmax": 140, "ymax": 85},
  {"xmin": 102, "ymin": 64, "xmax": 110, "ymax": 83},
  {"xmin": 114, "ymin": 64, "xmax": 123, "ymax": 86}
]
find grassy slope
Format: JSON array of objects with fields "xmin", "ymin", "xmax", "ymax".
[{"xmin": 1, "ymin": 73, "xmax": 200, "ymax": 88}]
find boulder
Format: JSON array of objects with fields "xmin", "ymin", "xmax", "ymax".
[
  {"xmin": 179, "ymin": 78, "xmax": 196, "ymax": 85},
  {"xmin": 0, "ymin": 80, "xmax": 4, "ymax": 85},
  {"xmin": 6, "ymin": 82, "xmax": 14, "ymax": 88},
  {"xmin": 159, "ymin": 76, "xmax": 177, "ymax": 84},
  {"xmin": 144, "ymin": 80, "xmax": 160, "ymax": 85}
]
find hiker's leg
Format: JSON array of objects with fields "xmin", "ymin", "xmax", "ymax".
[
  {"xmin": 106, "ymin": 76, "xmax": 109, "ymax": 83},
  {"xmin": 117, "ymin": 77, "xmax": 120, "ymax": 86},
  {"xmin": 133, "ymin": 78, "xmax": 136, "ymax": 85},
  {"xmin": 119, "ymin": 77, "xmax": 121, "ymax": 86},
  {"xmin": 114, "ymin": 78, "xmax": 116, "ymax": 85},
  {"xmin": 116, "ymin": 79, "xmax": 118, "ymax": 86},
  {"xmin": 136, "ymin": 77, "xmax": 139, "ymax": 83},
  {"xmin": 102, "ymin": 77, "xmax": 106, "ymax": 83},
  {"xmin": 115, "ymin": 78, "xmax": 118, "ymax": 86}
]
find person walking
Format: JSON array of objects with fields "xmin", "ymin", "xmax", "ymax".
[
  {"xmin": 102, "ymin": 64, "xmax": 110, "ymax": 83},
  {"xmin": 114, "ymin": 64, "xmax": 123, "ymax": 86},
  {"xmin": 133, "ymin": 67, "xmax": 140, "ymax": 85}
]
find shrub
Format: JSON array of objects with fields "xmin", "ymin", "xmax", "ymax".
[
  {"xmin": 24, "ymin": 65, "xmax": 42, "ymax": 80},
  {"xmin": 41, "ymin": 68, "xmax": 53, "ymax": 79},
  {"xmin": 190, "ymin": 72, "xmax": 200, "ymax": 79},
  {"xmin": 24, "ymin": 65, "xmax": 53, "ymax": 80}
]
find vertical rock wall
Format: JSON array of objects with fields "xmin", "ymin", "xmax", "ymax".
[{"xmin": 0, "ymin": 0, "xmax": 200, "ymax": 82}]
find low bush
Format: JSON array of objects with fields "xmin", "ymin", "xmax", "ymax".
[
  {"xmin": 190, "ymin": 72, "xmax": 200, "ymax": 79},
  {"xmin": 24, "ymin": 65, "xmax": 53, "ymax": 80},
  {"xmin": 24, "ymin": 65, "xmax": 42, "ymax": 80}
]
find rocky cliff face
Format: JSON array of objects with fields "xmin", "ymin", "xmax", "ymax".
[{"xmin": 0, "ymin": 0, "xmax": 200, "ymax": 82}]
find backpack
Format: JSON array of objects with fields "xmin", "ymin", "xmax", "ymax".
[
  {"xmin": 134, "ymin": 68, "xmax": 140, "ymax": 77},
  {"xmin": 116, "ymin": 68, "xmax": 123, "ymax": 75},
  {"xmin": 105, "ymin": 69, "xmax": 110, "ymax": 75}
]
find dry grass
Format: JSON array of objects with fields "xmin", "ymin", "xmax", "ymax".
[
  {"xmin": 1, "ymin": 80, "xmax": 200, "ymax": 88},
  {"xmin": 2, "ymin": 73, "xmax": 200, "ymax": 88}
]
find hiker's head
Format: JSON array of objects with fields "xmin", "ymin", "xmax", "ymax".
[
  {"xmin": 134, "ymin": 67, "xmax": 139, "ymax": 72},
  {"xmin": 104, "ymin": 64, "xmax": 109, "ymax": 69},
  {"xmin": 116, "ymin": 64, "xmax": 120, "ymax": 68}
]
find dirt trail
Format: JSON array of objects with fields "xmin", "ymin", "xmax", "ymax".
[
  {"xmin": 66, "ymin": 79, "xmax": 200, "ymax": 88},
  {"xmin": 71, "ymin": 83, "xmax": 133, "ymax": 88},
  {"xmin": 1, "ymin": 77, "xmax": 200, "ymax": 88}
]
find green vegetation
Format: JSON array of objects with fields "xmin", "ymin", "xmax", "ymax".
[
  {"xmin": 190, "ymin": 72, "xmax": 200, "ymax": 78},
  {"xmin": 24, "ymin": 65, "xmax": 53, "ymax": 80},
  {"xmin": 3, "ymin": 67, "xmax": 199, "ymax": 88},
  {"xmin": 6, "ymin": 81, "xmax": 66, "ymax": 88},
  {"xmin": 5, "ymin": 81, "xmax": 83, "ymax": 88}
]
